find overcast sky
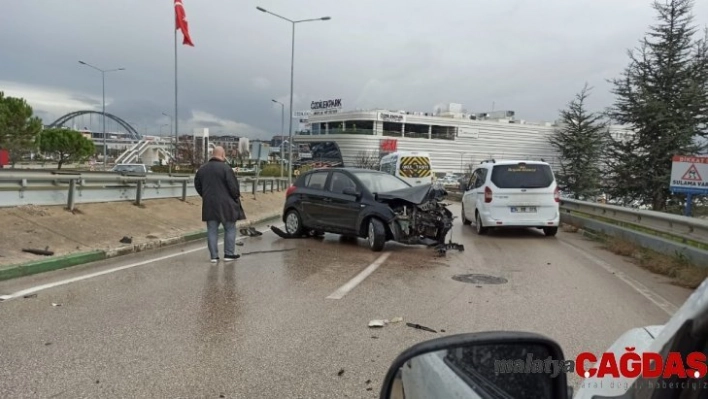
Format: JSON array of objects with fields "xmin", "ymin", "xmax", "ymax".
[{"xmin": 2, "ymin": 0, "xmax": 707, "ymax": 139}]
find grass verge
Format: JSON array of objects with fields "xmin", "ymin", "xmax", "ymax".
[{"xmin": 563, "ymin": 223, "xmax": 708, "ymax": 289}]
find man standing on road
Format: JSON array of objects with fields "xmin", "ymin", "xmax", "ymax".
[{"xmin": 194, "ymin": 146, "xmax": 246, "ymax": 263}]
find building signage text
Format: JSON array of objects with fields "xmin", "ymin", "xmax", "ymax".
[
  {"xmin": 379, "ymin": 112, "xmax": 405, "ymax": 123},
  {"xmin": 312, "ymin": 109, "xmax": 339, "ymax": 116},
  {"xmin": 293, "ymin": 110, "xmax": 311, "ymax": 118},
  {"xmin": 310, "ymin": 99, "xmax": 342, "ymax": 110}
]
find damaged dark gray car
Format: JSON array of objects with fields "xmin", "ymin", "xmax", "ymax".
[{"xmin": 272, "ymin": 168, "xmax": 463, "ymax": 255}]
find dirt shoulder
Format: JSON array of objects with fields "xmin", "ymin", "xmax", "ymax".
[{"xmin": 0, "ymin": 193, "xmax": 284, "ymax": 268}]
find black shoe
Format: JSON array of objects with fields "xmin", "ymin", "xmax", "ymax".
[{"xmin": 224, "ymin": 254, "xmax": 240, "ymax": 262}]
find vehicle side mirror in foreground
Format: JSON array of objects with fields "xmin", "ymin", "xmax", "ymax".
[
  {"xmin": 342, "ymin": 187, "xmax": 361, "ymax": 197},
  {"xmin": 380, "ymin": 331, "xmax": 570, "ymax": 399}
]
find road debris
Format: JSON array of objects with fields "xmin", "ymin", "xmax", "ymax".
[
  {"xmin": 22, "ymin": 247, "xmax": 54, "ymax": 256},
  {"xmin": 390, "ymin": 316, "xmax": 403, "ymax": 323},
  {"xmin": 119, "ymin": 236, "xmax": 132, "ymax": 244},
  {"xmin": 406, "ymin": 322, "xmax": 437, "ymax": 333},
  {"xmin": 51, "ymin": 303, "xmax": 62, "ymax": 307},
  {"xmin": 368, "ymin": 319, "xmax": 387, "ymax": 328},
  {"xmin": 434, "ymin": 242, "xmax": 465, "ymax": 256},
  {"xmin": 270, "ymin": 226, "xmax": 322, "ymax": 239},
  {"xmin": 240, "ymin": 227, "xmax": 263, "ymax": 237},
  {"xmin": 338, "ymin": 369, "xmax": 345, "ymax": 376},
  {"xmin": 23, "ymin": 294, "xmax": 38, "ymax": 299}
]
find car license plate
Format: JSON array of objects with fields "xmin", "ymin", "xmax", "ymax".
[{"xmin": 510, "ymin": 206, "xmax": 537, "ymax": 213}]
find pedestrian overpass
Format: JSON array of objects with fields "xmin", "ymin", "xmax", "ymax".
[
  {"xmin": 115, "ymin": 139, "xmax": 175, "ymax": 165},
  {"xmin": 115, "ymin": 138, "xmax": 218, "ymax": 165}
]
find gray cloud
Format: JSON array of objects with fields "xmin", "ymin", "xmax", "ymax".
[
  {"xmin": 194, "ymin": 120, "xmax": 224, "ymax": 128},
  {"xmin": 2, "ymin": 0, "xmax": 707, "ymax": 140}
]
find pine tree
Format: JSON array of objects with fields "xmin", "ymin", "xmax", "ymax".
[
  {"xmin": 606, "ymin": 0, "xmax": 708, "ymax": 210},
  {"xmin": 548, "ymin": 83, "xmax": 609, "ymax": 200},
  {"xmin": 0, "ymin": 91, "xmax": 43, "ymax": 163}
]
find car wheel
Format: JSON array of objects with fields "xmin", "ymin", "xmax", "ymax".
[
  {"xmin": 284, "ymin": 209, "xmax": 304, "ymax": 236},
  {"xmin": 367, "ymin": 218, "xmax": 386, "ymax": 252},
  {"xmin": 462, "ymin": 204, "xmax": 471, "ymax": 225},
  {"xmin": 543, "ymin": 227, "xmax": 558, "ymax": 237},
  {"xmin": 475, "ymin": 212, "xmax": 488, "ymax": 235}
]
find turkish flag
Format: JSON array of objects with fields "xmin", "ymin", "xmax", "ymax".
[{"xmin": 174, "ymin": 0, "xmax": 194, "ymax": 46}]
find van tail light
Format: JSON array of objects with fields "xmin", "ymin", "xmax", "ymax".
[
  {"xmin": 286, "ymin": 185, "xmax": 297, "ymax": 197},
  {"xmin": 484, "ymin": 186, "xmax": 493, "ymax": 203},
  {"xmin": 554, "ymin": 187, "xmax": 560, "ymax": 202}
]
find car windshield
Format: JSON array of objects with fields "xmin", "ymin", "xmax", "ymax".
[
  {"xmin": 491, "ymin": 163, "xmax": 554, "ymax": 189},
  {"xmin": 351, "ymin": 171, "xmax": 411, "ymax": 193}
]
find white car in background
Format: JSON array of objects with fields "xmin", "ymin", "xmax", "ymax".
[
  {"xmin": 461, "ymin": 159, "xmax": 560, "ymax": 236},
  {"xmin": 112, "ymin": 163, "xmax": 151, "ymax": 173}
]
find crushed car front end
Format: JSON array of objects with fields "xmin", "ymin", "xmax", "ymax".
[{"xmin": 375, "ymin": 183, "xmax": 457, "ymax": 249}]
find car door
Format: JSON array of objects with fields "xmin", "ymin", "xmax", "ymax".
[
  {"xmin": 471, "ymin": 168, "xmax": 488, "ymax": 216},
  {"xmin": 462, "ymin": 171, "xmax": 478, "ymax": 220},
  {"xmin": 300, "ymin": 171, "xmax": 331, "ymax": 228},
  {"xmin": 320, "ymin": 171, "xmax": 362, "ymax": 234},
  {"xmin": 463, "ymin": 169, "xmax": 486, "ymax": 220}
]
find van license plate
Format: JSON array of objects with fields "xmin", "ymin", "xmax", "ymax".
[{"xmin": 511, "ymin": 207, "xmax": 537, "ymax": 213}]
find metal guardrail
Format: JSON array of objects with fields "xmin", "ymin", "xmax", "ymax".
[
  {"xmin": 559, "ymin": 198, "xmax": 708, "ymax": 244},
  {"xmin": 0, "ymin": 170, "xmax": 290, "ymax": 210}
]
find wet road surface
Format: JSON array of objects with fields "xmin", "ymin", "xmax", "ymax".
[{"xmin": 0, "ymin": 203, "xmax": 693, "ymax": 398}]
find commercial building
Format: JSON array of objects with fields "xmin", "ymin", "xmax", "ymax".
[{"xmin": 293, "ymin": 103, "xmax": 635, "ymax": 174}]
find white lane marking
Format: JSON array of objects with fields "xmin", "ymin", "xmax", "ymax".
[
  {"xmin": 326, "ymin": 252, "xmax": 392, "ymax": 300},
  {"xmin": 559, "ymin": 240, "xmax": 679, "ymax": 316},
  {"xmin": 0, "ymin": 225, "xmax": 285, "ymax": 303}
]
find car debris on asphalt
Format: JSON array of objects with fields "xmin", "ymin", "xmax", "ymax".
[
  {"xmin": 405, "ymin": 322, "xmax": 437, "ymax": 333},
  {"xmin": 21, "ymin": 247, "xmax": 54, "ymax": 256},
  {"xmin": 240, "ymin": 227, "xmax": 263, "ymax": 237}
]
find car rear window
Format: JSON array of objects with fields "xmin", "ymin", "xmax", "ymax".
[{"xmin": 490, "ymin": 163, "xmax": 554, "ymax": 188}]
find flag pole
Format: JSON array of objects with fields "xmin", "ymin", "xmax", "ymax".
[{"xmin": 171, "ymin": 3, "xmax": 178, "ymax": 174}]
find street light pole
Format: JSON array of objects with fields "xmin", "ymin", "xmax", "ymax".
[
  {"xmin": 78, "ymin": 61, "xmax": 125, "ymax": 170},
  {"xmin": 256, "ymin": 6, "xmax": 331, "ymax": 184},
  {"xmin": 272, "ymin": 99, "xmax": 285, "ymax": 177}
]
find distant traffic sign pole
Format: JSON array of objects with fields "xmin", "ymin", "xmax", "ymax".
[{"xmin": 669, "ymin": 155, "xmax": 708, "ymax": 216}]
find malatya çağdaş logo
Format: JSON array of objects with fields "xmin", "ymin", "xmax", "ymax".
[{"xmin": 494, "ymin": 348, "xmax": 707, "ymax": 379}]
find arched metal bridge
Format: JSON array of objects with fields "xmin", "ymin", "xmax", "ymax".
[{"xmin": 48, "ymin": 110, "xmax": 142, "ymax": 140}]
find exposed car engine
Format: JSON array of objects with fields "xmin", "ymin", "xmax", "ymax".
[
  {"xmin": 382, "ymin": 183, "xmax": 463, "ymax": 255},
  {"xmin": 390, "ymin": 200, "xmax": 453, "ymax": 245}
]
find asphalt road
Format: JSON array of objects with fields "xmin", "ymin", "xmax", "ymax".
[{"xmin": 0, "ymin": 203, "xmax": 694, "ymax": 398}]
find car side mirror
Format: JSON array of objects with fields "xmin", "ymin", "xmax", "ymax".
[
  {"xmin": 342, "ymin": 187, "xmax": 361, "ymax": 197},
  {"xmin": 380, "ymin": 331, "xmax": 570, "ymax": 399}
]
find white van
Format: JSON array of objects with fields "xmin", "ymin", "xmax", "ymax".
[
  {"xmin": 461, "ymin": 159, "xmax": 560, "ymax": 236},
  {"xmin": 379, "ymin": 151, "xmax": 434, "ymax": 186}
]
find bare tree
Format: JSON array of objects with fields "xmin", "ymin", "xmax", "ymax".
[
  {"xmin": 353, "ymin": 150, "xmax": 380, "ymax": 170},
  {"xmin": 177, "ymin": 139, "xmax": 200, "ymax": 168}
]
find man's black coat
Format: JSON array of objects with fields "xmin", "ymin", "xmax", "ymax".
[{"xmin": 194, "ymin": 158, "xmax": 246, "ymax": 222}]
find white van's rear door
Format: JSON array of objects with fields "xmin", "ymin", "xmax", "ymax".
[{"xmin": 485, "ymin": 163, "xmax": 558, "ymax": 221}]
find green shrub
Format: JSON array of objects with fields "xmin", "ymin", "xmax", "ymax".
[{"xmin": 259, "ymin": 164, "xmax": 286, "ymax": 177}]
